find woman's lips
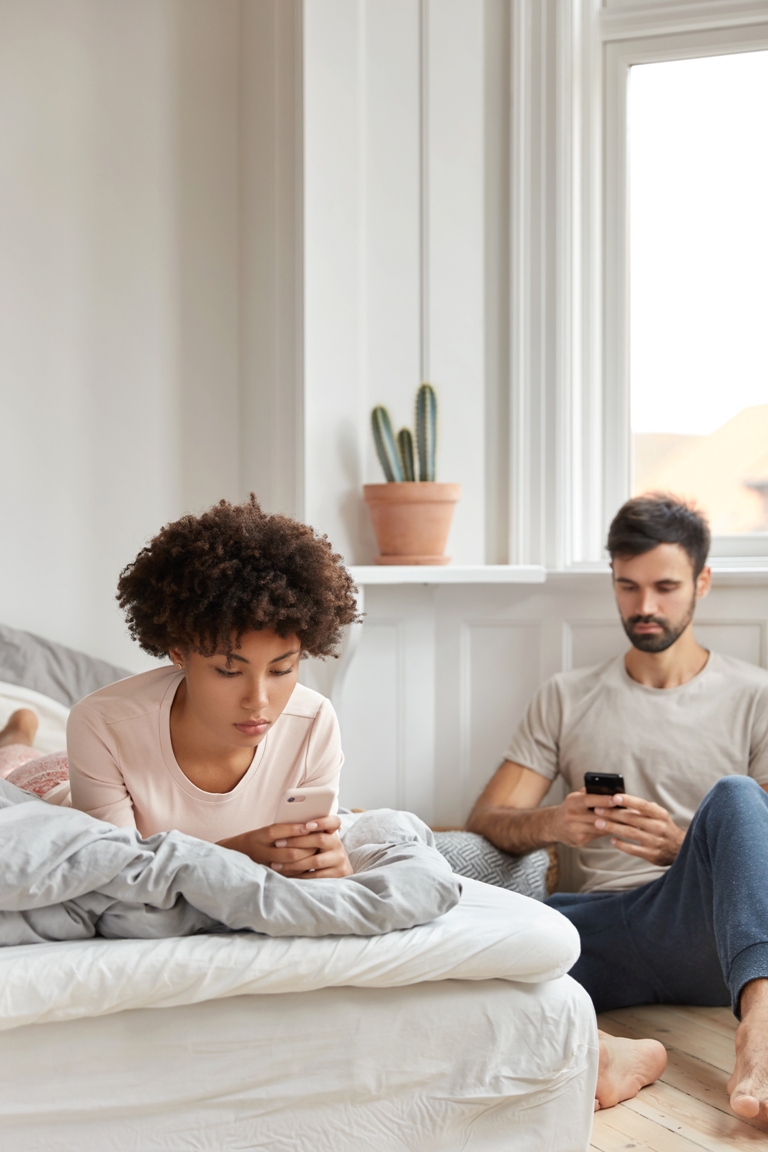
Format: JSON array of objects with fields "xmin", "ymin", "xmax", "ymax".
[{"xmin": 234, "ymin": 720, "xmax": 270, "ymax": 736}]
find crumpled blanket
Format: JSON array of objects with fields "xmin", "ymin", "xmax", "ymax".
[{"xmin": 0, "ymin": 780, "xmax": 461, "ymax": 946}]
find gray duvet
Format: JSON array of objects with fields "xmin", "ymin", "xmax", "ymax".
[{"xmin": 0, "ymin": 781, "xmax": 461, "ymax": 946}]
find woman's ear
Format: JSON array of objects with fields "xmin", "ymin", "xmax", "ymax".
[{"xmin": 168, "ymin": 646, "xmax": 185, "ymax": 670}]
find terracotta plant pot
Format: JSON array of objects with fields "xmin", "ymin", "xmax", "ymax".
[{"xmin": 363, "ymin": 482, "xmax": 461, "ymax": 565}]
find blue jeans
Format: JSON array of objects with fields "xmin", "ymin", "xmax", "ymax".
[{"xmin": 546, "ymin": 776, "xmax": 768, "ymax": 1016}]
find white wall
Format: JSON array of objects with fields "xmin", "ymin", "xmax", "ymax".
[
  {"xmin": 0, "ymin": 0, "xmax": 241, "ymax": 669},
  {"xmin": 302, "ymin": 0, "xmax": 487, "ymax": 565},
  {"xmin": 0, "ymin": 0, "xmax": 494, "ymax": 672}
]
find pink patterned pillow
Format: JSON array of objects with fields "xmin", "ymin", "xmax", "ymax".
[{"xmin": 6, "ymin": 751, "xmax": 70, "ymax": 802}]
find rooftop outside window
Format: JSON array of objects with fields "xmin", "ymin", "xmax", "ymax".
[{"xmin": 629, "ymin": 50, "xmax": 768, "ymax": 537}]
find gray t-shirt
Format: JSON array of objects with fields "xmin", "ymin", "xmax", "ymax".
[{"xmin": 503, "ymin": 652, "xmax": 768, "ymax": 893}]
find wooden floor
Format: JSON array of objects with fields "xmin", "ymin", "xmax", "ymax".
[{"xmin": 591, "ymin": 1005, "xmax": 768, "ymax": 1150}]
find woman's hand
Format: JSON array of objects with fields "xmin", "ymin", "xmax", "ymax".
[{"xmin": 218, "ymin": 815, "xmax": 353, "ymax": 878}]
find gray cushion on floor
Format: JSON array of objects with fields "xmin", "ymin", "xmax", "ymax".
[
  {"xmin": 433, "ymin": 831, "xmax": 549, "ymax": 901},
  {"xmin": 0, "ymin": 623, "xmax": 130, "ymax": 707}
]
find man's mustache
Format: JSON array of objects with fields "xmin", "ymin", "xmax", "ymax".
[{"xmin": 627, "ymin": 615, "xmax": 669, "ymax": 629}]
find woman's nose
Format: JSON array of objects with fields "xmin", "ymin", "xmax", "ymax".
[{"xmin": 242, "ymin": 679, "xmax": 269, "ymax": 710}]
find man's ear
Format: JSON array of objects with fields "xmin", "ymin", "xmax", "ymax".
[{"xmin": 695, "ymin": 565, "xmax": 712, "ymax": 601}]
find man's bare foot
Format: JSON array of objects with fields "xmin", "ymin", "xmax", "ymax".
[
  {"xmin": 728, "ymin": 978, "xmax": 768, "ymax": 1125},
  {"xmin": 0, "ymin": 708, "xmax": 38, "ymax": 749},
  {"xmin": 595, "ymin": 1030, "xmax": 667, "ymax": 1110}
]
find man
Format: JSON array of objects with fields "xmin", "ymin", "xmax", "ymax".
[{"xmin": 468, "ymin": 494, "xmax": 768, "ymax": 1125}]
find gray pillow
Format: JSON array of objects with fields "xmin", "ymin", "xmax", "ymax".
[
  {"xmin": 433, "ymin": 831, "xmax": 549, "ymax": 901},
  {"xmin": 0, "ymin": 623, "xmax": 130, "ymax": 708}
]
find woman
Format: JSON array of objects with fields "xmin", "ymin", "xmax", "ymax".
[{"xmin": 66, "ymin": 496, "xmax": 360, "ymax": 878}]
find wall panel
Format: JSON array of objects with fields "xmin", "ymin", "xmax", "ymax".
[
  {"xmin": 338, "ymin": 621, "xmax": 402, "ymax": 811},
  {"xmin": 462, "ymin": 621, "xmax": 542, "ymax": 810},
  {"xmin": 565, "ymin": 620, "xmax": 626, "ymax": 669}
]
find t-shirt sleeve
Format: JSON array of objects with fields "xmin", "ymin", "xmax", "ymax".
[
  {"xmin": 749, "ymin": 687, "xmax": 768, "ymax": 786},
  {"xmin": 502, "ymin": 677, "xmax": 563, "ymax": 782},
  {"xmin": 302, "ymin": 698, "xmax": 343, "ymax": 814},
  {"xmin": 66, "ymin": 703, "xmax": 138, "ymax": 829}
]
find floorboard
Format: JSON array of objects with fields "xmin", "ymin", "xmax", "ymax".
[{"xmin": 590, "ymin": 1006, "xmax": 768, "ymax": 1151}]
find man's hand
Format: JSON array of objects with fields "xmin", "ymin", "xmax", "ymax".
[
  {"xmin": 218, "ymin": 816, "xmax": 353, "ymax": 879},
  {"xmin": 546, "ymin": 789, "xmax": 615, "ymax": 848},
  {"xmin": 591, "ymin": 793, "xmax": 685, "ymax": 866}
]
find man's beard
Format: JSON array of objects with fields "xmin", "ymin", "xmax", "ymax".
[{"xmin": 621, "ymin": 594, "xmax": 696, "ymax": 653}]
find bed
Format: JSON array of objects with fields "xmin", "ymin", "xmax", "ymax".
[{"xmin": 0, "ymin": 625, "xmax": 598, "ymax": 1150}]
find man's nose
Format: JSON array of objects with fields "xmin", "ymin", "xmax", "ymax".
[{"xmin": 637, "ymin": 588, "xmax": 659, "ymax": 616}]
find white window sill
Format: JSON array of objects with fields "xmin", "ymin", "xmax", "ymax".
[{"xmin": 349, "ymin": 565, "xmax": 546, "ymax": 585}]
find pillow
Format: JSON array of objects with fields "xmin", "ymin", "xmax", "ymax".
[
  {"xmin": 433, "ymin": 831, "xmax": 549, "ymax": 901},
  {"xmin": 0, "ymin": 623, "xmax": 130, "ymax": 708},
  {"xmin": 6, "ymin": 751, "xmax": 70, "ymax": 805}
]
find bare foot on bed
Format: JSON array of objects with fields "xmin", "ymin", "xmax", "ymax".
[
  {"xmin": 594, "ymin": 1030, "xmax": 667, "ymax": 1110},
  {"xmin": 728, "ymin": 978, "xmax": 768, "ymax": 1127},
  {"xmin": 0, "ymin": 708, "xmax": 38, "ymax": 749}
]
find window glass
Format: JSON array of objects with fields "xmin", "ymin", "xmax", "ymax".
[{"xmin": 629, "ymin": 51, "xmax": 768, "ymax": 535}]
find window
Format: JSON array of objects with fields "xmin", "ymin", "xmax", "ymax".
[{"xmin": 628, "ymin": 51, "xmax": 768, "ymax": 538}]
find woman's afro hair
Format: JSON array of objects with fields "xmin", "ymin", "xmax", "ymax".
[{"xmin": 117, "ymin": 495, "xmax": 361, "ymax": 659}]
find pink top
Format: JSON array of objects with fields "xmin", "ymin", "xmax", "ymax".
[{"xmin": 67, "ymin": 667, "xmax": 342, "ymax": 841}]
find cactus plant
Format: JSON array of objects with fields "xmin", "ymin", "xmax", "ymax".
[
  {"xmin": 371, "ymin": 385, "xmax": 438, "ymax": 482},
  {"xmin": 415, "ymin": 382, "xmax": 437, "ymax": 482},
  {"xmin": 397, "ymin": 428, "xmax": 415, "ymax": 481},
  {"xmin": 371, "ymin": 406, "xmax": 403, "ymax": 482}
]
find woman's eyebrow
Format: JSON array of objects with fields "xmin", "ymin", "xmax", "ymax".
[
  {"xmin": 269, "ymin": 649, "xmax": 299, "ymax": 664},
  {"xmin": 224, "ymin": 648, "xmax": 298, "ymax": 666}
]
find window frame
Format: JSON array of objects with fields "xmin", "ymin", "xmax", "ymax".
[{"xmin": 602, "ymin": 13, "xmax": 768, "ymax": 560}]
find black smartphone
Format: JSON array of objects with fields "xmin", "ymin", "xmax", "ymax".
[{"xmin": 584, "ymin": 772, "xmax": 625, "ymax": 797}]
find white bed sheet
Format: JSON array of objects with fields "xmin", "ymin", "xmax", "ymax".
[
  {"xmin": 0, "ymin": 977, "xmax": 598, "ymax": 1152},
  {"xmin": 0, "ymin": 679, "xmax": 69, "ymax": 753},
  {"xmin": 0, "ymin": 877, "xmax": 580, "ymax": 1030}
]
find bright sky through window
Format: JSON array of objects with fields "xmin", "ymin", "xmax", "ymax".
[{"xmin": 629, "ymin": 51, "xmax": 768, "ymax": 534}]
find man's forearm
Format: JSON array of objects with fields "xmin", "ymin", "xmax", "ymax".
[{"xmin": 466, "ymin": 804, "xmax": 558, "ymax": 855}]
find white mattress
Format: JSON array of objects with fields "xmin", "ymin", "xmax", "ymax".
[
  {"xmin": 0, "ymin": 876, "xmax": 597, "ymax": 1149},
  {"xmin": 0, "ymin": 877, "xmax": 581, "ymax": 1030},
  {"xmin": 0, "ymin": 978, "xmax": 597, "ymax": 1152}
]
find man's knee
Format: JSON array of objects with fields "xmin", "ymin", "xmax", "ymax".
[{"xmin": 702, "ymin": 775, "xmax": 764, "ymax": 818}]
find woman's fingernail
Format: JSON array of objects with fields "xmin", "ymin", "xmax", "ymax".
[
  {"xmin": 594, "ymin": 807, "xmax": 605, "ymax": 816},
  {"xmin": 614, "ymin": 796, "xmax": 623, "ymax": 805},
  {"xmin": 306, "ymin": 822, "xmax": 318, "ymax": 831},
  {"xmin": 271, "ymin": 863, "xmax": 283, "ymax": 871},
  {"xmin": 274, "ymin": 839, "xmax": 287, "ymax": 848},
  {"xmin": 595, "ymin": 819, "xmax": 606, "ymax": 829}
]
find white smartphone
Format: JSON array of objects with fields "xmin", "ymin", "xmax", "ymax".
[{"xmin": 273, "ymin": 784, "xmax": 337, "ymax": 826}]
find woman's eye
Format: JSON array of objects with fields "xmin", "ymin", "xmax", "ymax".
[
  {"xmin": 215, "ymin": 667, "xmax": 239, "ymax": 678},
  {"xmin": 271, "ymin": 667, "xmax": 294, "ymax": 677}
]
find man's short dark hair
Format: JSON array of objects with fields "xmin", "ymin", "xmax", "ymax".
[{"xmin": 607, "ymin": 493, "xmax": 711, "ymax": 578}]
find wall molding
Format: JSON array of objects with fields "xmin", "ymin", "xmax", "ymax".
[
  {"xmin": 602, "ymin": 1, "xmax": 768, "ymax": 41},
  {"xmin": 239, "ymin": 0, "xmax": 304, "ymax": 519}
]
